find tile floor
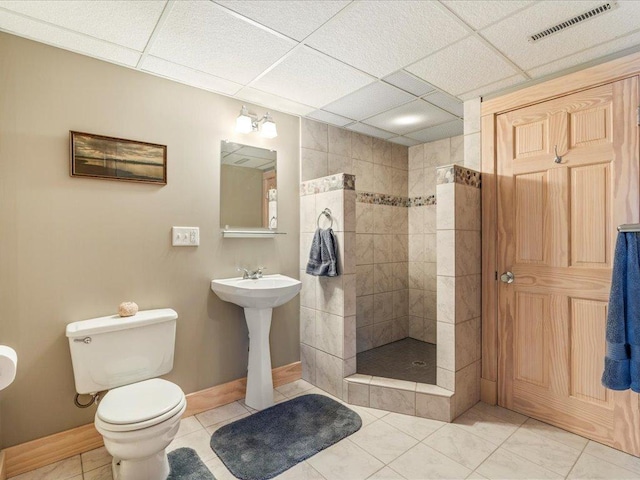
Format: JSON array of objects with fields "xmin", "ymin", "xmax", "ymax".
[
  {"xmin": 10, "ymin": 380, "xmax": 640, "ymax": 480},
  {"xmin": 357, "ymin": 339, "xmax": 436, "ymax": 384}
]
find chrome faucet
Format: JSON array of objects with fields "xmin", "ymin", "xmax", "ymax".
[{"xmin": 238, "ymin": 267, "xmax": 265, "ymax": 279}]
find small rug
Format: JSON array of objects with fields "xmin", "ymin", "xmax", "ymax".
[
  {"xmin": 167, "ymin": 447, "xmax": 216, "ymax": 480},
  {"xmin": 210, "ymin": 394, "xmax": 362, "ymax": 480}
]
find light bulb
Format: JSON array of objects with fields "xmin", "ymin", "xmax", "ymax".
[
  {"xmin": 260, "ymin": 114, "xmax": 277, "ymax": 139},
  {"xmin": 236, "ymin": 106, "xmax": 253, "ymax": 134}
]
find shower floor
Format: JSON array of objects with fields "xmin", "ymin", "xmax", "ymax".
[{"xmin": 356, "ymin": 338, "xmax": 436, "ymax": 384}]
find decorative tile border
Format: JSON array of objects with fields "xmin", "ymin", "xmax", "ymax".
[
  {"xmin": 436, "ymin": 164, "xmax": 481, "ymax": 189},
  {"xmin": 408, "ymin": 195, "xmax": 436, "ymax": 207},
  {"xmin": 356, "ymin": 192, "xmax": 409, "ymax": 207},
  {"xmin": 300, "ymin": 173, "xmax": 355, "ymax": 196}
]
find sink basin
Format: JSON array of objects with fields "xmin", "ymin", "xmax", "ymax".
[
  {"xmin": 210, "ymin": 274, "xmax": 301, "ymax": 309},
  {"xmin": 210, "ymin": 273, "xmax": 302, "ymax": 410}
]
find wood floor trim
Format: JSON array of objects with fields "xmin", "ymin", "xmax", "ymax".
[{"xmin": 4, "ymin": 361, "xmax": 301, "ymax": 478}]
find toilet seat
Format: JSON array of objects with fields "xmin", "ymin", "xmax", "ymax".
[{"xmin": 97, "ymin": 378, "xmax": 186, "ymax": 433}]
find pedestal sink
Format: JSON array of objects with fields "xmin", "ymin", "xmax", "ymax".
[{"xmin": 211, "ymin": 274, "xmax": 302, "ymax": 410}]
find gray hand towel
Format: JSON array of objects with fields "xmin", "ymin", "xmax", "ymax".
[{"xmin": 306, "ymin": 228, "xmax": 339, "ymax": 277}]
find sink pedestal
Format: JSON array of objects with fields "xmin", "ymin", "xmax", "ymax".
[{"xmin": 244, "ymin": 307, "xmax": 274, "ymax": 410}]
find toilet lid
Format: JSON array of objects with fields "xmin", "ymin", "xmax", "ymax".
[{"xmin": 97, "ymin": 378, "xmax": 184, "ymax": 425}]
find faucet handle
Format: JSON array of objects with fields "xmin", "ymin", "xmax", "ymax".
[
  {"xmin": 237, "ymin": 267, "xmax": 249, "ymax": 279},
  {"xmin": 257, "ymin": 266, "xmax": 266, "ymax": 277}
]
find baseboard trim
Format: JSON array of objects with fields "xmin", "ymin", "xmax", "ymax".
[
  {"xmin": 4, "ymin": 361, "xmax": 301, "ymax": 478},
  {"xmin": 480, "ymin": 378, "xmax": 497, "ymax": 405},
  {"xmin": 1, "ymin": 450, "xmax": 7, "ymax": 480}
]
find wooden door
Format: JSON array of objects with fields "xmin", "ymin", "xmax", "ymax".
[{"xmin": 497, "ymin": 77, "xmax": 640, "ymax": 455}]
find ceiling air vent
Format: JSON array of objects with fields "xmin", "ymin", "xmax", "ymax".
[{"xmin": 528, "ymin": 2, "xmax": 617, "ymax": 43}]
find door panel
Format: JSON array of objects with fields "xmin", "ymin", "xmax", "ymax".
[{"xmin": 497, "ymin": 77, "xmax": 640, "ymax": 456}]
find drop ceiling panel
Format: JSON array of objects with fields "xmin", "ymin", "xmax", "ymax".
[
  {"xmin": 234, "ymin": 87, "xmax": 316, "ymax": 116},
  {"xmin": 527, "ymin": 30, "xmax": 640, "ymax": 79},
  {"xmin": 307, "ymin": 110, "xmax": 354, "ymax": 127},
  {"xmin": 322, "ymin": 82, "xmax": 415, "ymax": 121},
  {"xmin": 0, "ymin": 0, "xmax": 165, "ymax": 51},
  {"xmin": 346, "ymin": 123, "xmax": 395, "ymax": 140},
  {"xmin": 142, "ymin": 56, "xmax": 243, "ymax": 95},
  {"xmin": 423, "ymin": 92, "xmax": 463, "ymax": 117},
  {"xmin": 482, "ymin": 0, "xmax": 640, "ymax": 70},
  {"xmin": 305, "ymin": 0, "xmax": 468, "ymax": 78},
  {"xmin": 214, "ymin": 0, "xmax": 349, "ymax": 41},
  {"xmin": 383, "ymin": 71, "xmax": 435, "ymax": 96},
  {"xmin": 406, "ymin": 120, "xmax": 464, "ymax": 143},
  {"xmin": 442, "ymin": 0, "xmax": 534, "ymax": 30},
  {"xmin": 407, "ymin": 36, "xmax": 519, "ymax": 96},
  {"xmin": 458, "ymin": 74, "xmax": 527, "ymax": 100},
  {"xmin": 363, "ymin": 99, "xmax": 458, "ymax": 135},
  {"xmin": 388, "ymin": 136, "xmax": 422, "ymax": 147},
  {"xmin": 0, "ymin": 10, "xmax": 140, "ymax": 66},
  {"xmin": 251, "ymin": 46, "xmax": 375, "ymax": 108},
  {"xmin": 150, "ymin": 1, "xmax": 296, "ymax": 84}
]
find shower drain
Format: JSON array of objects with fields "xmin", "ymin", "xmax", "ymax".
[{"xmin": 412, "ymin": 360, "xmax": 427, "ymax": 367}]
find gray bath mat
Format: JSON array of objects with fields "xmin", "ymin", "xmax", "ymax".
[
  {"xmin": 167, "ymin": 447, "xmax": 215, "ymax": 480},
  {"xmin": 210, "ymin": 394, "xmax": 362, "ymax": 480}
]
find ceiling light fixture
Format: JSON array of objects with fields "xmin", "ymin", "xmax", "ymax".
[{"xmin": 235, "ymin": 105, "xmax": 278, "ymax": 138}]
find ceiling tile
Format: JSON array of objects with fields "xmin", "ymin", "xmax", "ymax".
[
  {"xmin": 141, "ymin": 56, "xmax": 243, "ymax": 96},
  {"xmin": 234, "ymin": 87, "xmax": 316, "ymax": 116},
  {"xmin": 322, "ymin": 82, "xmax": 415, "ymax": 121},
  {"xmin": 0, "ymin": 0, "xmax": 165, "ymax": 51},
  {"xmin": 481, "ymin": 0, "xmax": 640, "ymax": 70},
  {"xmin": 527, "ymin": 30, "xmax": 640, "ymax": 79},
  {"xmin": 405, "ymin": 120, "xmax": 464, "ymax": 143},
  {"xmin": 305, "ymin": 0, "xmax": 468, "ymax": 78},
  {"xmin": 251, "ymin": 46, "xmax": 375, "ymax": 108},
  {"xmin": 0, "ymin": 10, "xmax": 140, "ymax": 66},
  {"xmin": 363, "ymin": 99, "xmax": 458, "ymax": 136},
  {"xmin": 406, "ymin": 36, "xmax": 518, "ymax": 96},
  {"xmin": 388, "ymin": 136, "xmax": 422, "ymax": 147},
  {"xmin": 307, "ymin": 110, "xmax": 354, "ymax": 127},
  {"xmin": 383, "ymin": 71, "xmax": 435, "ymax": 96},
  {"xmin": 423, "ymin": 92, "xmax": 463, "ymax": 117},
  {"xmin": 442, "ymin": 0, "xmax": 534, "ymax": 30},
  {"xmin": 213, "ymin": 1, "xmax": 349, "ymax": 41},
  {"xmin": 346, "ymin": 123, "xmax": 395, "ymax": 140},
  {"xmin": 150, "ymin": 1, "xmax": 296, "ymax": 84},
  {"xmin": 458, "ymin": 74, "xmax": 527, "ymax": 100}
]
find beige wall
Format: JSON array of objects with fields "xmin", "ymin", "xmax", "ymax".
[
  {"xmin": 0, "ymin": 33, "xmax": 300, "ymax": 447},
  {"xmin": 220, "ymin": 165, "xmax": 263, "ymax": 228}
]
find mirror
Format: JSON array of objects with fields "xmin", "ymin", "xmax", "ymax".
[{"xmin": 220, "ymin": 141, "xmax": 277, "ymax": 230}]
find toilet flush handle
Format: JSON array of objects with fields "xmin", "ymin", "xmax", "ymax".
[{"xmin": 74, "ymin": 337, "xmax": 92, "ymax": 344}]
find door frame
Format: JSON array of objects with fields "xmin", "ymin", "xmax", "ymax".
[{"xmin": 480, "ymin": 50, "xmax": 640, "ymax": 405}]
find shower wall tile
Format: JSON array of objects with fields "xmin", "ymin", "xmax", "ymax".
[
  {"xmin": 373, "ymin": 292, "xmax": 394, "ymax": 323},
  {"xmin": 393, "ymin": 289, "xmax": 409, "ymax": 317},
  {"xmin": 463, "ymin": 98, "xmax": 481, "ymax": 135},
  {"xmin": 437, "ymin": 230, "xmax": 455, "ymax": 276},
  {"xmin": 344, "ymin": 315, "xmax": 357, "ymax": 360},
  {"xmin": 437, "ymin": 367, "xmax": 455, "ymax": 391},
  {"xmin": 409, "ymin": 315, "xmax": 425, "ymax": 340},
  {"xmin": 347, "ymin": 381, "xmax": 370, "ymax": 407},
  {"xmin": 300, "ymin": 306, "xmax": 316, "ymax": 347},
  {"xmin": 352, "ymin": 132, "xmax": 373, "ymax": 162},
  {"xmin": 316, "ymin": 311, "xmax": 344, "ymax": 357},
  {"xmin": 300, "ymin": 194, "xmax": 317, "ymax": 233},
  {"xmin": 416, "ymin": 390, "xmax": 453, "ymax": 422},
  {"xmin": 409, "ymin": 262, "xmax": 425, "ymax": 290},
  {"xmin": 456, "ymin": 274, "xmax": 481, "ymax": 323},
  {"xmin": 455, "ymin": 317, "xmax": 481, "ymax": 371},
  {"xmin": 425, "ymin": 205, "xmax": 437, "ymax": 234},
  {"xmin": 356, "ymin": 264, "xmax": 374, "ymax": 296},
  {"xmin": 409, "ymin": 289, "xmax": 425, "ymax": 318},
  {"xmin": 373, "ymin": 264, "xmax": 393, "ymax": 293},
  {"xmin": 374, "ymin": 234, "xmax": 393, "ymax": 264},
  {"xmin": 455, "ymin": 231, "xmax": 481, "ymax": 276},
  {"xmin": 392, "ymin": 235, "xmax": 408, "ymax": 263},
  {"xmin": 353, "ymin": 158, "xmax": 374, "ymax": 191},
  {"xmin": 437, "ymin": 321, "xmax": 455, "ymax": 371},
  {"xmin": 357, "ymin": 325, "xmax": 373, "ymax": 353},
  {"xmin": 328, "ymin": 153, "xmax": 353, "ymax": 176},
  {"xmin": 300, "ymin": 232, "xmax": 314, "ymax": 268},
  {"xmin": 373, "ymin": 137, "xmax": 392, "ymax": 165},
  {"xmin": 408, "ymin": 144, "xmax": 424, "ymax": 170},
  {"xmin": 301, "ymin": 147, "xmax": 328, "ymax": 182},
  {"xmin": 373, "ymin": 321, "xmax": 394, "ymax": 348},
  {"xmin": 455, "ymin": 183, "xmax": 481, "ymax": 231},
  {"xmin": 409, "ymin": 206, "xmax": 424, "ymax": 234},
  {"xmin": 300, "ymin": 269, "xmax": 317, "ymax": 309},
  {"xmin": 356, "ymin": 233, "xmax": 374, "ymax": 265},
  {"xmin": 301, "ymin": 344, "xmax": 316, "ymax": 384},
  {"xmin": 437, "ymin": 183, "xmax": 455, "ymax": 230},
  {"xmin": 392, "ymin": 206, "xmax": 408, "ymax": 232},
  {"xmin": 374, "ymin": 164, "xmax": 393, "ymax": 195},
  {"xmin": 393, "ymin": 316, "xmax": 409, "ymax": 341},
  {"xmin": 425, "ymin": 318, "xmax": 436, "ymax": 344},
  {"xmin": 464, "ymin": 132, "xmax": 481, "ymax": 172},
  {"xmin": 329, "ymin": 125, "xmax": 352, "ymax": 157},
  {"xmin": 373, "ymin": 205, "xmax": 393, "ymax": 234},
  {"xmin": 356, "ymin": 202, "xmax": 373, "ymax": 233},
  {"xmin": 344, "ymin": 274, "xmax": 357, "ymax": 317},
  {"xmin": 356, "ymin": 295, "xmax": 373, "ymax": 328},
  {"xmin": 302, "ymin": 118, "xmax": 328, "ymax": 152},
  {"xmin": 392, "ymin": 143, "xmax": 409, "ymax": 171},
  {"xmin": 425, "ymin": 138, "xmax": 451, "ymax": 167},
  {"xmin": 454, "ymin": 360, "xmax": 481, "ymax": 418},
  {"xmin": 425, "ymin": 291, "xmax": 437, "ymax": 320},
  {"xmin": 450, "ymin": 135, "xmax": 464, "ymax": 165},
  {"xmin": 316, "ymin": 275, "xmax": 344, "ymax": 316},
  {"xmin": 341, "ymin": 231, "xmax": 357, "ymax": 275},
  {"xmin": 424, "ymin": 235, "xmax": 436, "ymax": 262},
  {"xmin": 316, "ymin": 350, "xmax": 344, "ymax": 398},
  {"xmin": 393, "ymin": 262, "xmax": 409, "ymax": 290}
]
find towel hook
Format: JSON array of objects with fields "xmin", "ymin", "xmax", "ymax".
[
  {"xmin": 553, "ymin": 145, "xmax": 562, "ymax": 164},
  {"xmin": 317, "ymin": 208, "xmax": 333, "ymax": 229}
]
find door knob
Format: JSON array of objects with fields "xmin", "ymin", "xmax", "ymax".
[{"xmin": 500, "ymin": 271, "xmax": 515, "ymax": 284}]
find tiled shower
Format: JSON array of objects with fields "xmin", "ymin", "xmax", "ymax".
[{"xmin": 299, "ymin": 98, "xmax": 482, "ymax": 420}]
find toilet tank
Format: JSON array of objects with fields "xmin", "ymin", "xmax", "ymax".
[{"xmin": 66, "ymin": 309, "xmax": 178, "ymax": 394}]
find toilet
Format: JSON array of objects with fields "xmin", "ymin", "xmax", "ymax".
[{"xmin": 66, "ymin": 309, "xmax": 186, "ymax": 480}]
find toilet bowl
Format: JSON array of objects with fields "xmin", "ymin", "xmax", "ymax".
[{"xmin": 95, "ymin": 379, "xmax": 187, "ymax": 480}]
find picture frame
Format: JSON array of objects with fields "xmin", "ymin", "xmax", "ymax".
[{"xmin": 70, "ymin": 131, "xmax": 167, "ymax": 185}]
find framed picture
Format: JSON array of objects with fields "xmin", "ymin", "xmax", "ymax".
[{"xmin": 70, "ymin": 131, "xmax": 167, "ymax": 185}]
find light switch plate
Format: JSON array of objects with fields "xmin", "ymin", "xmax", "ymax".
[{"xmin": 172, "ymin": 227, "xmax": 199, "ymax": 246}]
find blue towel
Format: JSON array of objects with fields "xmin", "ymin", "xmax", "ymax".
[
  {"xmin": 602, "ymin": 232, "xmax": 640, "ymax": 392},
  {"xmin": 306, "ymin": 228, "xmax": 339, "ymax": 277}
]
